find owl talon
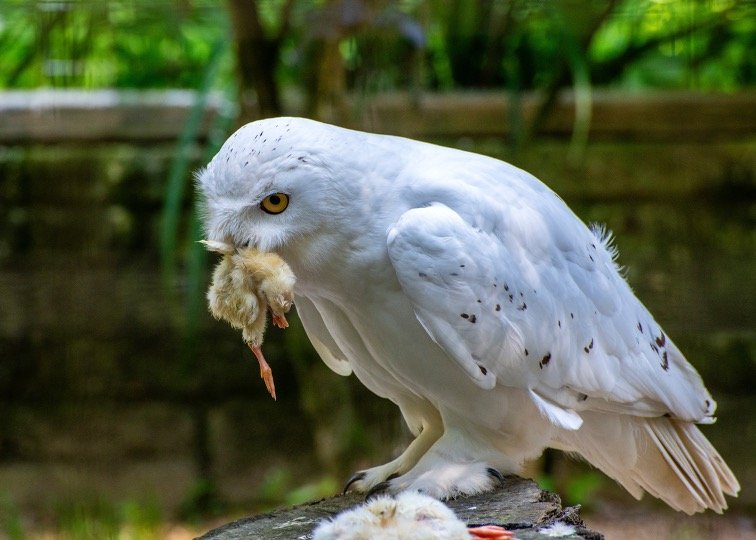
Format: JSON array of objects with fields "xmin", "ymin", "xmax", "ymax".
[
  {"xmin": 343, "ymin": 471, "xmax": 366, "ymax": 494},
  {"xmin": 486, "ymin": 467, "xmax": 506, "ymax": 485},
  {"xmin": 365, "ymin": 480, "xmax": 392, "ymax": 500}
]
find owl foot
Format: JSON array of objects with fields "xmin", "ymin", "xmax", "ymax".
[
  {"xmin": 343, "ymin": 459, "xmax": 408, "ymax": 496},
  {"xmin": 343, "ymin": 420, "xmax": 442, "ymax": 494}
]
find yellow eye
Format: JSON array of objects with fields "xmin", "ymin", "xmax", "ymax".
[{"xmin": 260, "ymin": 193, "xmax": 289, "ymax": 214}]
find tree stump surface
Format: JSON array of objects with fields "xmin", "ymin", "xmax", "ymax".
[{"xmin": 197, "ymin": 475, "xmax": 603, "ymax": 540}]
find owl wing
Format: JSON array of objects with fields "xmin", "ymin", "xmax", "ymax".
[
  {"xmin": 294, "ymin": 295, "xmax": 353, "ymax": 376},
  {"xmin": 386, "ymin": 202, "xmax": 715, "ymax": 431}
]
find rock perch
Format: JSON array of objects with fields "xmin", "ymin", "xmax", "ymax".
[{"xmin": 197, "ymin": 475, "xmax": 603, "ymax": 539}]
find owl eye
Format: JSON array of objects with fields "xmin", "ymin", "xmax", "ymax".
[{"xmin": 260, "ymin": 193, "xmax": 289, "ymax": 214}]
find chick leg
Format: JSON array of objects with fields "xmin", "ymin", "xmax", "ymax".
[
  {"xmin": 248, "ymin": 342, "xmax": 277, "ymax": 400},
  {"xmin": 468, "ymin": 525, "xmax": 517, "ymax": 539}
]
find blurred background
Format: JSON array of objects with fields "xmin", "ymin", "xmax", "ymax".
[{"xmin": 0, "ymin": 0, "xmax": 754, "ymax": 538}]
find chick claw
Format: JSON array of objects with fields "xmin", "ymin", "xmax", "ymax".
[
  {"xmin": 271, "ymin": 313, "xmax": 289, "ymax": 329},
  {"xmin": 248, "ymin": 343, "xmax": 276, "ymax": 400}
]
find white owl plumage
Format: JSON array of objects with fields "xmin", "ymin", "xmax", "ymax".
[{"xmin": 197, "ymin": 117, "xmax": 739, "ymax": 514}]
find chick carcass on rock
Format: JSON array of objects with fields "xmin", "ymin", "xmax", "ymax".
[{"xmin": 202, "ymin": 240, "xmax": 296, "ymax": 400}]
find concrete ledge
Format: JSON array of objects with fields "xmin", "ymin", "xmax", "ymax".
[
  {"xmin": 0, "ymin": 89, "xmax": 228, "ymax": 143},
  {"xmin": 1, "ymin": 90, "xmax": 754, "ymax": 143},
  {"xmin": 355, "ymin": 91, "xmax": 756, "ymax": 141}
]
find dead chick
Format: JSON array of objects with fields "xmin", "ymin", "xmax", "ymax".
[
  {"xmin": 312, "ymin": 491, "xmax": 516, "ymax": 540},
  {"xmin": 202, "ymin": 240, "xmax": 296, "ymax": 400}
]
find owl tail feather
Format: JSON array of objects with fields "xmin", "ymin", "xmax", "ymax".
[{"xmin": 554, "ymin": 413, "xmax": 739, "ymax": 514}]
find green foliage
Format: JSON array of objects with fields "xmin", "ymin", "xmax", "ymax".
[
  {"xmin": 54, "ymin": 499, "xmax": 121, "ymax": 539},
  {"xmin": 562, "ymin": 471, "xmax": 605, "ymax": 510},
  {"xmin": 285, "ymin": 476, "xmax": 339, "ymax": 506},
  {"xmin": 179, "ymin": 479, "xmax": 226, "ymax": 522},
  {"xmin": 118, "ymin": 498, "xmax": 164, "ymax": 538},
  {"xmin": 48, "ymin": 495, "xmax": 164, "ymax": 540},
  {"xmin": 591, "ymin": 0, "xmax": 756, "ymax": 90},
  {"xmin": 0, "ymin": 492, "xmax": 24, "ymax": 540},
  {"xmin": 159, "ymin": 39, "xmax": 226, "ymax": 292},
  {"xmin": 257, "ymin": 467, "xmax": 293, "ymax": 506},
  {"xmin": 256, "ymin": 466, "xmax": 339, "ymax": 509},
  {"xmin": 0, "ymin": 0, "xmax": 234, "ymax": 89},
  {"xmin": 158, "ymin": 36, "xmax": 236, "ymax": 367},
  {"xmin": 534, "ymin": 474, "xmax": 556, "ymax": 493},
  {"xmin": 0, "ymin": 0, "xmax": 752, "ymax": 92},
  {"xmin": 536, "ymin": 469, "xmax": 605, "ymax": 511}
]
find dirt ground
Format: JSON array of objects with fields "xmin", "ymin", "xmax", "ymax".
[{"xmin": 584, "ymin": 506, "xmax": 756, "ymax": 540}]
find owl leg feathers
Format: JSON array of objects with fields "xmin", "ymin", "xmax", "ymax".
[
  {"xmin": 353, "ymin": 427, "xmax": 519, "ymax": 499},
  {"xmin": 365, "ymin": 450, "xmax": 504, "ymax": 499}
]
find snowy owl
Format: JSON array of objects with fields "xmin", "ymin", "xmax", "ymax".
[{"xmin": 197, "ymin": 117, "xmax": 739, "ymax": 514}]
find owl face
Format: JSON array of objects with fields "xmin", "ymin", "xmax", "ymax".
[
  {"xmin": 196, "ymin": 131, "xmax": 343, "ymax": 256},
  {"xmin": 196, "ymin": 117, "xmax": 401, "ymax": 282}
]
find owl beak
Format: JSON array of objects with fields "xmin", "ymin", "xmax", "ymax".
[{"xmin": 199, "ymin": 239, "xmax": 234, "ymax": 255}]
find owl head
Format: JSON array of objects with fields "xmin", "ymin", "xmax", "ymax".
[{"xmin": 199, "ymin": 118, "xmax": 396, "ymax": 262}]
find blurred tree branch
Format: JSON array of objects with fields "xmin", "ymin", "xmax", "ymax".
[
  {"xmin": 5, "ymin": 8, "xmax": 65, "ymax": 87},
  {"xmin": 527, "ymin": 1, "xmax": 738, "ymax": 142},
  {"xmin": 526, "ymin": 0, "xmax": 619, "ymax": 142},
  {"xmin": 479, "ymin": 1, "xmax": 514, "ymax": 87},
  {"xmin": 591, "ymin": 8, "xmax": 736, "ymax": 85},
  {"xmin": 303, "ymin": 0, "xmax": 349, "ymax": 124},
  {"xmin": 226, "ymin": 0, "xmax": 294, "ymax": 122},
  {"xmin": 303, "ymin": 0, "xmax": 386, "ymax": 123}
]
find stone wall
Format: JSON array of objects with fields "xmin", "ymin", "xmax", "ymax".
[{"xmin": 0, "ymin": 137, "xmax": 400, "ymax": 517}]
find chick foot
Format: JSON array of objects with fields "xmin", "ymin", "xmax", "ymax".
[
  {"xmin": 248, "ymin": 342, "xmax": 276, "ymax": 400},
  {"xmin": 468, "ymin": 525, "xmax": 518, "ymax": 539}
]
